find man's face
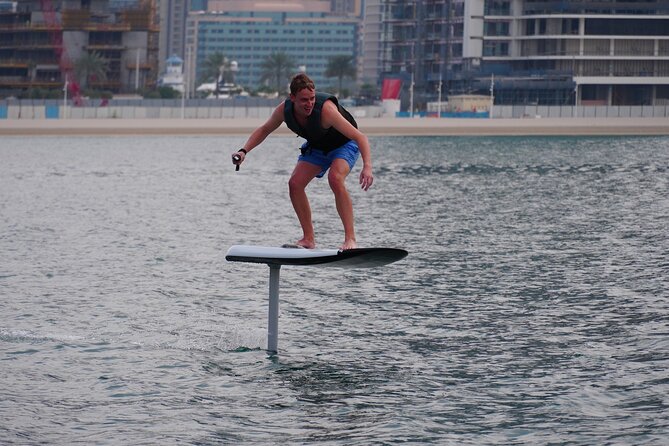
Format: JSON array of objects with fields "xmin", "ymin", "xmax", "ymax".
[{"xmin": 290, "ymin": 88, "xmax": 316, "ymax": 117}]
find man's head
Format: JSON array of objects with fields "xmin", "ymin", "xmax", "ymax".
[
  {"xmin": 289, "ymin": 73, "xmax": 316, "ymax": 117},
  {"xmin": 289, "ymin": 73, "xmax": 315, "ymax": 96}
]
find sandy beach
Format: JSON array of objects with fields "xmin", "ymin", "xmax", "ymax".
[{"xmin": 1, "ymin": 116, "xmax": 669, "ymax": 136}]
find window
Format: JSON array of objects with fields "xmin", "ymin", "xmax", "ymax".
[
  {"xmin": 525, "ymin": 20, "xmax": 535, "ymax": 35},
  {"xmin": 483, "ymin": 41, "xmax": 509, "ymax": 57},
  {"xmin": 585, "ymin": 18, "xmax": 669, "ymax": 36},
  {"xmin": 485, "ymin": 1, "xmax": 510, "ymax": 15},
  {"xmin": 484, "ymin": 21, "xmax": 509, "ymax": 36}
]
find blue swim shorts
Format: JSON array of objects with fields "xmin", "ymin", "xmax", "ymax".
[{"xmin": 298, "ymin": 140, "xmax": 360, "ymax": 178}]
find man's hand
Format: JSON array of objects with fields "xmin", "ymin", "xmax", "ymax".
[
  {"xmin": 360, "ymin": 165, "xmax": 373, "ymax": 191},
  {"xmin": 232, "ymin": 149, "xmax": 246, "ymax": 171}
]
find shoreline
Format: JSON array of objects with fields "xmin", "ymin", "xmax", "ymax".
[{"xmin": 1, "ymin": 117, "xmax": 669, "ymax": 136}]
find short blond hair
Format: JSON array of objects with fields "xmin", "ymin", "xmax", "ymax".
[{"xmin": 290, "ymin": 73, "xmax": 315, "ymax": 95}]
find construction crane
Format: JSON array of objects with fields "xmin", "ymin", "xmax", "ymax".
[{"xmin": 38, "ymin": 0, "xmax": 82, "ymax": 104}]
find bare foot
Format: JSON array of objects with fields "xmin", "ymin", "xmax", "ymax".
[
  {"xmin": 340, "ymin": 239, "xmax": 357, "ymax": 251},
  {"xmin": 296, "ymin": 238, "xmax": 316, "ymax": 249}
]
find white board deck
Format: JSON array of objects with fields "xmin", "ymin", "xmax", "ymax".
[{"xmin": 226, "ymin": 245, "xmax": 408, "ymax": 268}]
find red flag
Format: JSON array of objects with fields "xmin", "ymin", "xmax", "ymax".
[{"xmin": 381, "ymin": 79, "xmax": 402, "ymax": 100}]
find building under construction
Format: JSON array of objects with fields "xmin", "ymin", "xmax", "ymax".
[
  {"xmin": 362, "ymin": 0, "xmax": 466, "ymax": 107},
  {"xmin": 0, "ymin": 0, "xmax": 159, "ymax": 96}
]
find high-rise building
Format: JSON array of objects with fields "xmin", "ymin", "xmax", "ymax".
[
  {"xmin": 464, "ymin": 0, "xmax": 669, "ymax": 105},
  {"xmin": 184, "ymin": 1, "xmax": 359, "ymax": 92},
  {"xmin": 0, "ymin": 0, "xmax": 159, "ymax": 95},
  {"xmin": 157, "ymin": 0, "xmax": 189, "ymax": 74},
  {"xmin": 363, "ymin": 0, "xmax": 669, "ymax": 107},
  {"xmin": 361, "ymin": 0, "xmax": 465, "ymax": 105}
]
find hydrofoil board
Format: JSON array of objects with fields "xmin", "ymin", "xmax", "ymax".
[{"xmin": 226, "ymin": 245, "xmax": 407, "ymax": 268}]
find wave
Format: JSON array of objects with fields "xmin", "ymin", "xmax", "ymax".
[{"xmin": 378, "ymin": 163, "xmax": 667, "ymax": 177}]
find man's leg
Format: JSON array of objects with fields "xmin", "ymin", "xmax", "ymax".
[
  {"xmin": 288, "ymin": 161, "xmax": 322, "ymax": 249},
  {"xmin": 328, "ymin": 158, "xmax": 357, "ymax": 250}
]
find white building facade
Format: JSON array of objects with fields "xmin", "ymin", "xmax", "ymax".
[
  {"xmin": 158, "ymin": 55, "xmax": 185, "ymax": 93},
  {"xmin": 463, "ymin": 0, "xmax": 669, "ymax": 105}
]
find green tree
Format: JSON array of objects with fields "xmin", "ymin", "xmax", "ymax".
[
  {"xmin": 158, "ymin": 86, "xmax": 181, "ymax": 99},
  {"xmin": 359, "ymin": 83, "xmax": 379, "ymax": 99},
  {"xmin": 325, "ymin": 55, "xmax": 356, "ymax": 95},
  {"xmin": 200, "ymin": 52, "xmax": 234, "ymax": 84},
  {"xmin": 357, "ymin": 83, "xmax": 379, "ymax": 104},
  {"xmin": 260, "ymin": 52, "xmax": 296, "ymax": 94},
  {"xmin": 74, "ymin": 51, "xmax": 109, "ymax": 90}
]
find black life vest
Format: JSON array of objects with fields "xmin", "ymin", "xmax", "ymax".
[{"xmin": 283, "ymin": 92, "xmax": 358, "ymax": 153}]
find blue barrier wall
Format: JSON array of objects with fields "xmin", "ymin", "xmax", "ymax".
[
  {"xmin": 0, "ymin": 105, "xmax": 7, "ymax": 119},
  {"xmin": 45, "ymin": 104, "xmax": 59, "ymax": 119},
  {"xmin": 396, "ymin": 111, "xmax": 490, "ymax": 118}
]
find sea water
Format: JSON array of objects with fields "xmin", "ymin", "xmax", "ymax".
[{"xmin": 1, "ymin": 134, "xmax": 668, "ymax": 445}]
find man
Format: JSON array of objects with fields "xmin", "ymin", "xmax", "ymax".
[{"xmin": 232, "ymin": 73, "xmax": 373, "ymax": 250}]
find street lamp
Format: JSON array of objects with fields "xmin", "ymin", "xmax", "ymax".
[
  {"xmin": 63, "ymin": 73, "xmax": 68, "ymax": 120},
  {"xmin": 489, "ymin": 74, "xmax": 494, "ymax": 119},
  {"xmin": 409, "ymin": 42, "xmax": 415, "ymax": 117}
]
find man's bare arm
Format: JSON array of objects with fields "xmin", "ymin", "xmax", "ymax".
[
  {"xmin": 232, "ymin": 104, "xmax": 284, "ymax": 167},
  {"xmin": 242, "ymin": 103, "xmax": 284, "ymax": 152}
]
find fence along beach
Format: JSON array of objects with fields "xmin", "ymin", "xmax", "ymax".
[{"xmin": 1, "ymin": 117, "xmax": 669, "ymax": 136}]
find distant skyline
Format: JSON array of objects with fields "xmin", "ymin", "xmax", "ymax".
[{"xmin": 2, "ymin": 0, "xmax": 669, "ymax": 108}]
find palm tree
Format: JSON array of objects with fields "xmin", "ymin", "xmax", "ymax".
[
  {"xmin": 74, "ymin": 51, "xmax": 108, "ymax": 90},
  {"xmin": 357, "ymin": 83, "xmax": 380, "ymax": 104},
  {"xmin": 260, "ymin": 52, "xmax": 296, "ymax": 94},
  {"xmin": 200, "ymin": 52, "xmax": 234, "ymax": 84},
  {"xmin": 325, "ymin": 55, "xmax": 356, "ymax": 95}
]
